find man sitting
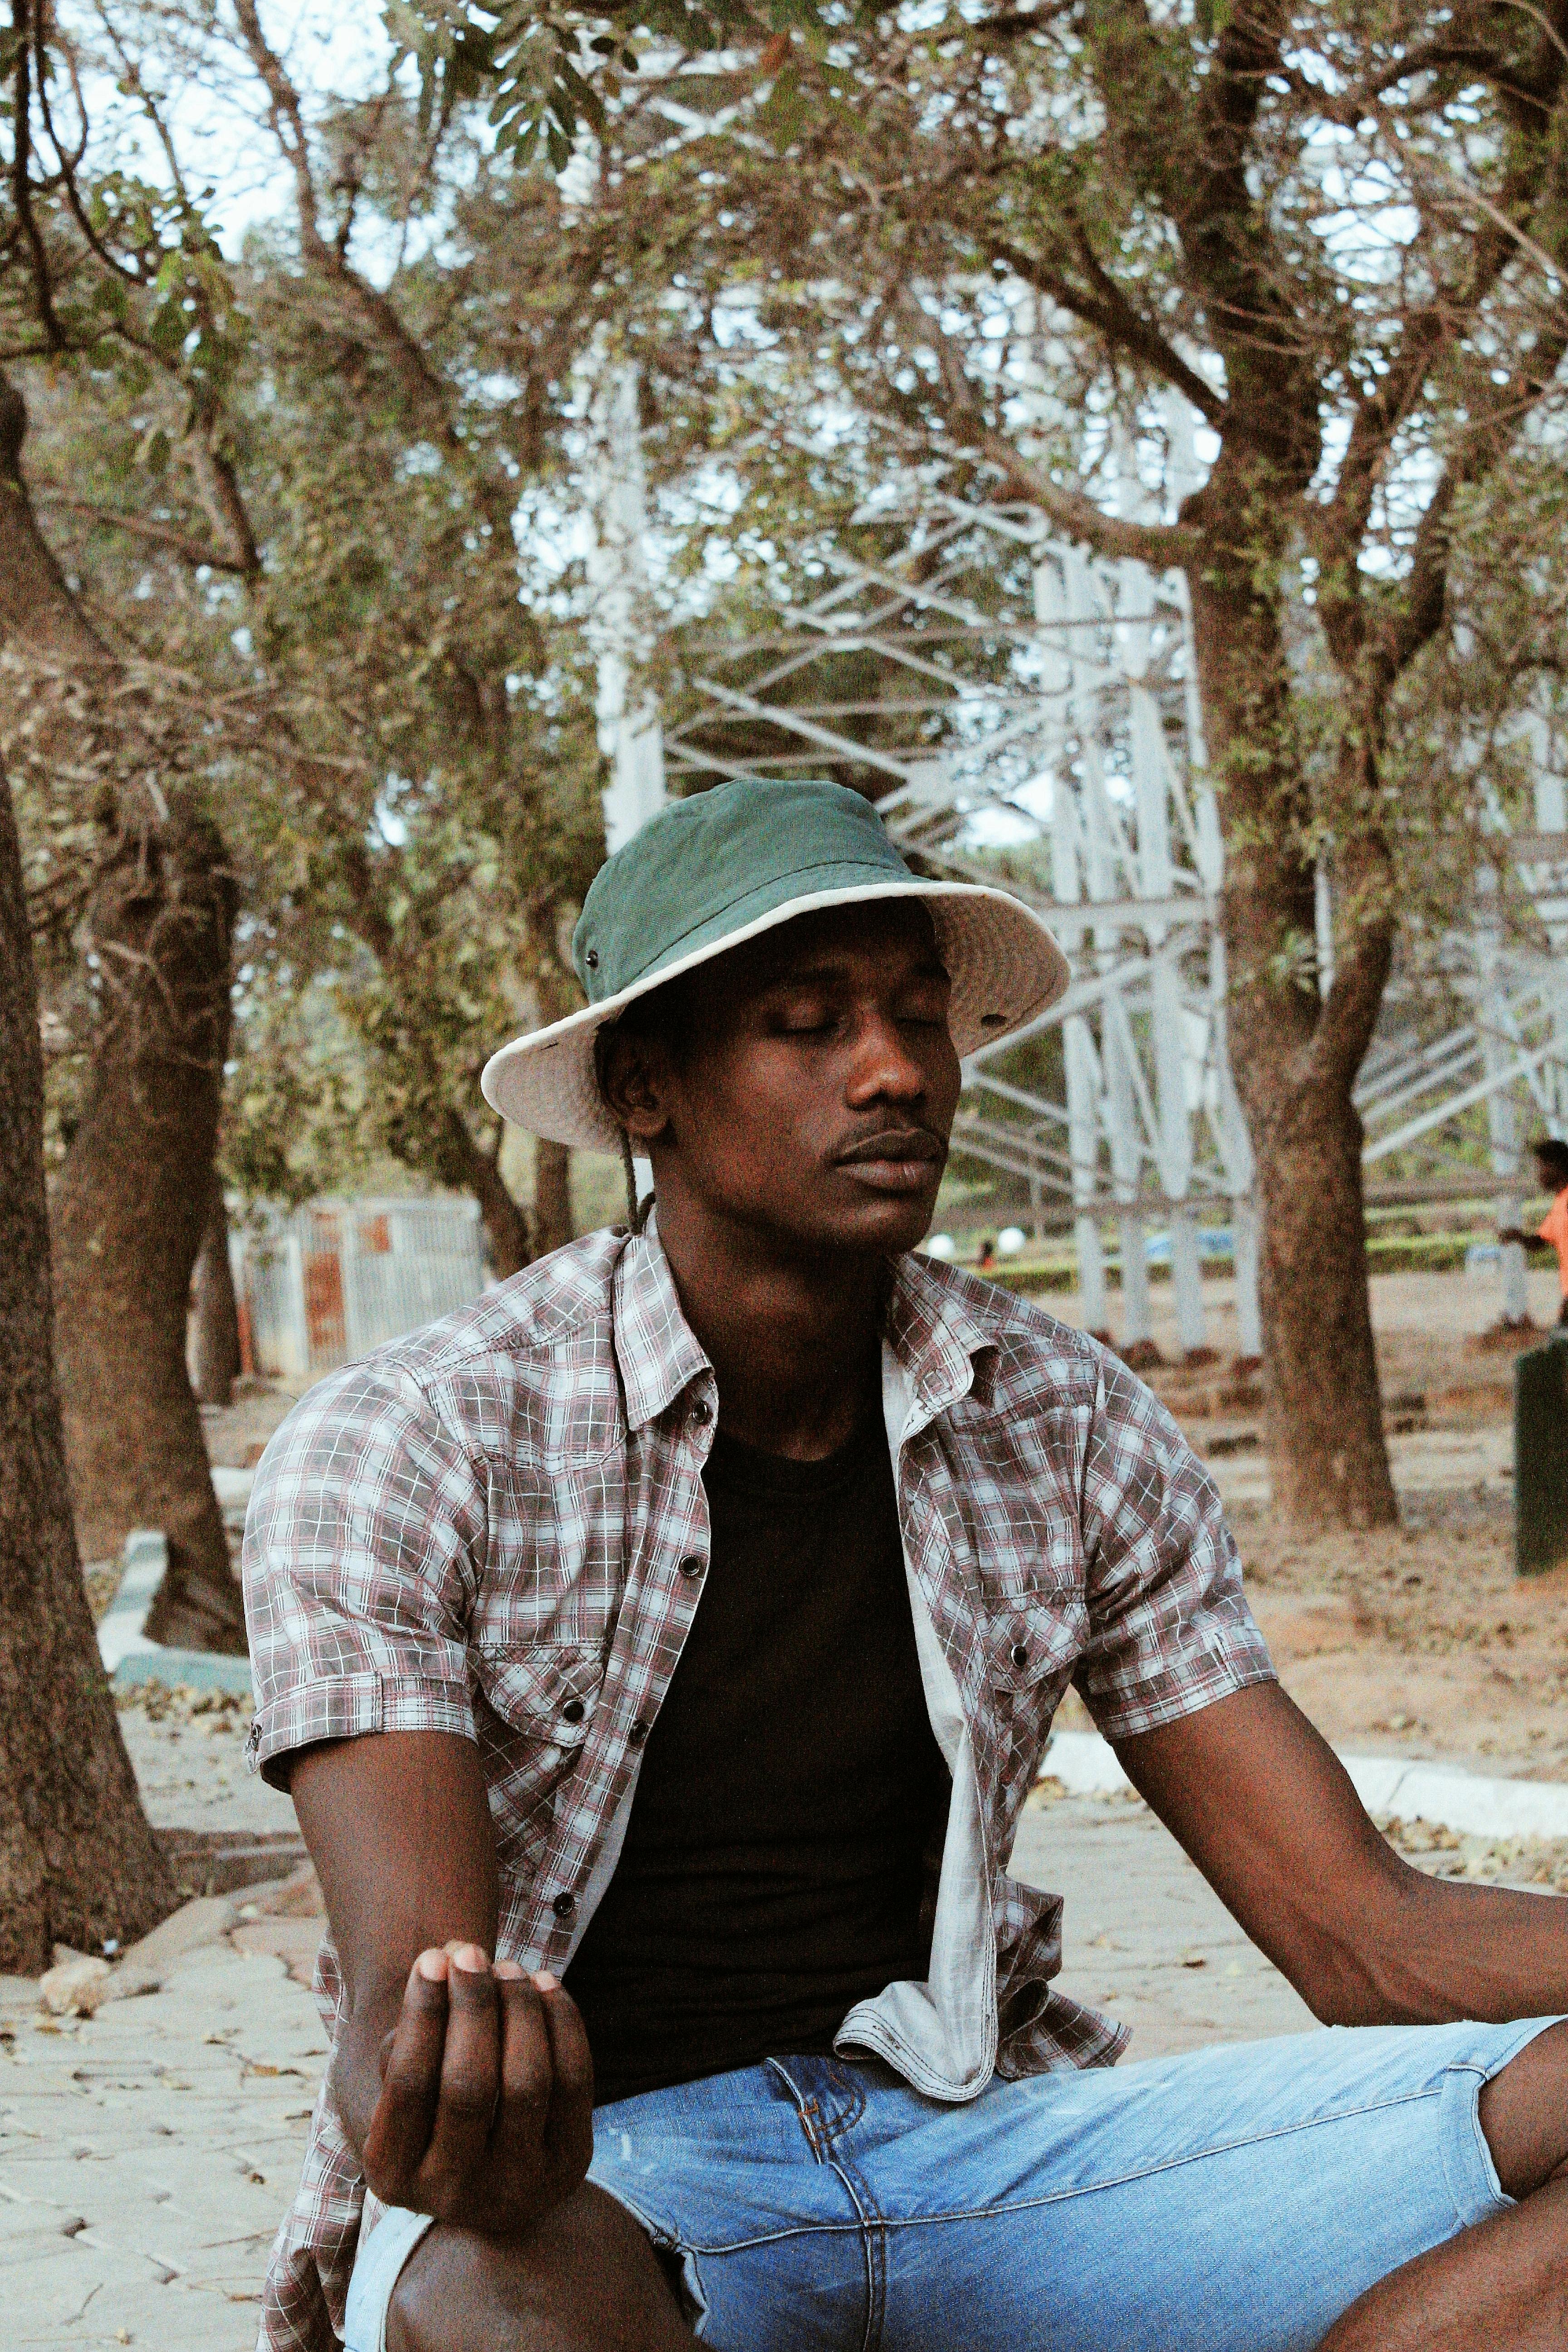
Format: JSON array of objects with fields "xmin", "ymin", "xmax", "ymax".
[{"xmin": 245, "ymin": 778, "xmax": 1568, "ymax": 2352}]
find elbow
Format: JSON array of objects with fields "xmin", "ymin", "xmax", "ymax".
[
  {"xmin": 1295, "ymin": 1944, "xmax": 1394, "ymax": 2028},
  {"xmin": 1284, "ymin": 1871, "xmax": 1441, "ymax": 2028},
  {"xmin": 1303, "ymin": 1972, "xmax": 1399, "ymax": 2029}
]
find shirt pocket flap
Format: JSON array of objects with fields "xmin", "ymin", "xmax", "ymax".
[
  {"xmin": 989, "ymin": 1590, "xmax": 1087, "ymax": 1693},
  {"xmin": 474, "ymin": 1642, "xmax": 605, "ymax": 1749}
]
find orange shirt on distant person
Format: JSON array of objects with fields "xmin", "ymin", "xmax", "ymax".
[{"xmin": 1540, "ymin": 1186, "xmax": 1568, "ymax": 1295}]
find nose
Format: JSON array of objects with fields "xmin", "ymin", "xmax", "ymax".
[{"xmin": 843, "ymin": 1005, "xmax": 927, "ymax": 1107}]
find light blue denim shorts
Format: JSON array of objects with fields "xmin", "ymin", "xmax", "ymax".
[{"xmin": 344, "ymin": 2015, "xmax": 1557, "ymax": 2352}]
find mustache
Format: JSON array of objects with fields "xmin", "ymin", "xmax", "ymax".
[{"xmin": 833, "ymin": 1124, "xmax": 947, "ymax": 1166}]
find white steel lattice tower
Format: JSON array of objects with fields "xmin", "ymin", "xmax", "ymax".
[{"xmin": 586, "ymin": 381, "xmax": 1568, "ymax": 1350}]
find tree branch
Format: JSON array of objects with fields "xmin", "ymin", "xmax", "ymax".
[
  {"xmin": 232, "ymin": 0, "xmax": 455, "ymax": 435},
  {"xmin": 0, "ymin": 373, "xmax": 113, "ymax": 668},
  {"xmin": 1307, "ymin": 833, "xmax": 1395, "ymax": 1098},
  {"xmin": 904, "ymin": 295, "xmax": 1196, "ymax": 565},
  {"xmin": 34, "ymin": 493, "xmax": 253, "ymax": 575},
  {"xmin": 1282, "ymin": 33, "xmax": 1542, "ymax": 130},
  {"xmin": 186, "ymin": 439, "xmax": 262, "ymax": 580},
  {"xmin": 11, "ymin": 4, "xmax": 65, "ymax": 351},
  {"xmin": 987, "ymin": 233, "xmax": 1228, "ymax": 428}
]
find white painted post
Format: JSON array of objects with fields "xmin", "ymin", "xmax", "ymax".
[
  {"xmin": 1064, "ymin": 549, "xmax": 1153, "ymax": 1349},
  {"xmin": 1171, "ymin": 511, "xmax": 1254, "ymax": 1361},
  {"xmin": 1314, "ymin": 854, "xmax": 1336, "ymax": 998},
  {"xmin": 586, "ymin": 362, "xmax": 667, "ymax": 853},
  {"xmin": 1475, "ymin": 865, "xmax": 1529, "ymax": 1323},
  {"xmin": 1230, "ymin": 1197, "xmax": 1264, "ymax": 1358},
  {"xmin": 1118, "ymin": 1209, "xmax": 1154, "ymax": 1345},
  {"xmin": 1042, "ymin": 551, "xmax": 1110, "ymax": 1329},
  {"xmin": 1122, "ymin": 547, "xmax": 1202, "ymax": 1352},
  {"xmin": 1168, "ymin": 1208, "xmax": 1207, "ymax": 1354}
]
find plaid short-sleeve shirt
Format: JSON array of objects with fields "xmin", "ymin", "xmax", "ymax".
[{"xmin": 243, "ymin": 1227, "xmax": 1273, "ymax": 2352}]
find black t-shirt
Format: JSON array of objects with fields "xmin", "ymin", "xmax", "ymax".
[{"xmin": 564, "ymin": 1411, "xmax": 951, "ymax": 2107}]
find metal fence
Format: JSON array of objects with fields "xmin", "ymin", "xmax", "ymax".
[{"xmin": 237, "ymin": 1197, "xmax": 487, "ymax": 1381}]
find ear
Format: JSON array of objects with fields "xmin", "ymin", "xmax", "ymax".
[{"xmin": 599, "ymin": 1024, "xmax": 674, "ymax": 1147}]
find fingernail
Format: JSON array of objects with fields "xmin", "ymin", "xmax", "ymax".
[
  {"xmin": 531, "ymin": 1970, "xmax": 559, "ymax": 1993},
  {"xmin": 416, "ymin": 1950, "xmax": 446, "ymax": 1982},
  {"xmin": 452, "ymin": 1943, "xmax": 488, "ymax": 1973}
]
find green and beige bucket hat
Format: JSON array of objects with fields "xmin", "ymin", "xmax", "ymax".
[{"xmin": 480, "ymin": 778, "xmax": 1070, "ymax": 1150}]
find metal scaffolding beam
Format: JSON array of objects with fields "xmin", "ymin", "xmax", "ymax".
[{"xmin": 588, "ymin": 383, "xmax": 1568, "ymax": 1352}]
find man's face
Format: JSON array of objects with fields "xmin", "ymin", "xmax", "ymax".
[{"xmin": 605, "ymin": 900, "xmax": 962, "ymax": 1258}]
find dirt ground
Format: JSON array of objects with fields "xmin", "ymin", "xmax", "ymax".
[
  {"xmin": 194, "ymin": 1258, "xmax": 1568, "ymax": 1784},
  {"xmin": 1024, "ymin": 1259, "xmax": 1568, "ymax": 1782}
]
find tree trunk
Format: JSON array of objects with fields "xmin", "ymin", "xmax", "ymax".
[
  {"xmin": 1185, "ymin": 493, "xmax": 1398, "ymax": 1529},
  {"xmin": 1250, "ymin": 1047, "xmax": 1396, "ymax": 1526},
  {"xmin": 533, "ymin": 1140, "xmax": 573, "ymax": 1259},
  {"xmin": 475, "ymin": 1165, "xmax": 531, "ymax": 1280},
  {"xmin": 53, "ymin": 798, "xmax": 246, "ymax": 1649},
  {"xmin": 191, "ymin": 1174, "xmax": 242, "ymax": 1408},
  {"xmin": 0, "ymin": 368, "xmax": 246, "ymax": 1637},
  {"xmin": 439, "ymin": 1109, "xmax": 533, "ymax": 1279},
  {"xmin": 0, "ymin": 760, "xmax": 176, "ymax": 1971}
]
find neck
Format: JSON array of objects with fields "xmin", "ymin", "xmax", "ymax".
[{"xmin": 651, "ymin": 1186, "xmax": 888, "ymax": 1460}]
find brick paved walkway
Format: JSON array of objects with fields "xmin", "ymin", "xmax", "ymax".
[
  {"xmin": 1, "ymin": 1719, "xmax": 1556, "ymax": 2347},
  {"xmin": 2, "ymin": 1932, "xmax": 325, "ymax": 2350}
]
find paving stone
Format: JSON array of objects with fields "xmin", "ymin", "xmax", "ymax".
[
  {"xmin": 1012, "ymin": 1789, "xmax": 1319, "ymax": 2057},
  {"xmin": 0, "ymin": 1938, "xmax": 327, "ymax": 2349},
  {"xmin": 10, "ymin": 1749, "xmax": 1558, "ymax": 2344},
  {"xmin": 121, "ymin": 1894, "xmax": 241, "ymax": 1972}
]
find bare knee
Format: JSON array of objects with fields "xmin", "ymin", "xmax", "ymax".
[
  {"xmin": 1478, "ymin": 2021, "xmax": 1568, "ymax": 2201},
  {"xmin": 386, "ymin": 2185, "xmax": 694, "ymax": 2352}
]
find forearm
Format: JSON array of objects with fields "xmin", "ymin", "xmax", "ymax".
[
  {"xmin": 1347, "ymin": 1866, "xmax": 1568, "ymax": 2029},
  {"xmin": 290, "ymin": 1730, "xmax": 502, "ymax": 2159},
  {"xmin": 1119, "ymin": 1684, "xmax": 1568, "ymax": 2029},
  {"xmin": 331, "ymin": 1976, "xmax": 410, "ymax": 2159}
]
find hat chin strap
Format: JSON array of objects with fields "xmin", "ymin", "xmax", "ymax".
[{"xmin": 618, "ymin": 1127, "xmax": 656, "ymax": 1236}]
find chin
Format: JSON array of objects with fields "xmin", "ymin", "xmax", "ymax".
[
  {"xmin": 750, "ymin": 1169, "xmax": 940, "ymax": 1257},
  {"xmin": 835, "ymin": 1195, "xmax": 937, "ymax": 1256}
]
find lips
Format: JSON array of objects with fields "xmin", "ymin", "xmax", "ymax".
[{"xmin": 835, "ymin": 1128, "xmax": 945, "ymax": 1169}]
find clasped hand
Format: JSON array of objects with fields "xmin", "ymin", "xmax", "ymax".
[{"xmin": 361, "ymin": 1942, "xmax": 594, "ymax": 2236}]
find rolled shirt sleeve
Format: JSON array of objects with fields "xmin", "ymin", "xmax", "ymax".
[
  {"xmin": 242, "ymin": 1361, "xmax": 489, "ymax": 1788},
  {"xmin": 1072, "ymin": 1349, "xmax": 1275, "ymax": 1741}
]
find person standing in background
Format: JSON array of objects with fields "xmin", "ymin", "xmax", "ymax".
[{"xmin": 1500, "ymin": 1137, "xmax": 1568, "ymax": 1326}]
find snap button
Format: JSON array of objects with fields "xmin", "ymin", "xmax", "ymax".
[
  {"xmin": 585, "ymin": 948, "xmax": 599, "ymax": 969},
  {"xmin": 1010, "ymin": 1641, "xmax": 1029, "ymax": 1668},
  {"xmin": 628, "ymin": 1718, "xmax": 649, "ymax": 1746},
  {"xmin": 690, "ymin": 1397, "xmax": 711, "ymax": 1426},
  {"xmin": 679, "ymin": 1555, "xmax": 704, "ymax": 1580},
  {"xmin": 561, "ymin": 1698, "xmax": 585, "ymax": 1725},
  {"xmin": 552, "ymin": 1890, "xmax": 576, "ymax": 1919}
]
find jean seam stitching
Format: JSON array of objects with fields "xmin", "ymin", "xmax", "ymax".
[
  {"xmin": 853, "ymin": 2085, "xmax": 1451, "ymax": 2226},
  {"xmin": 821, "ymin": 2154, "xmax": 879, "ymax": 2352}
]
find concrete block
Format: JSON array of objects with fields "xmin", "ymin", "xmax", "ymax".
[{"xmin": 121, "ymin": 1896, "xmax": 239, "ymax": 1972}]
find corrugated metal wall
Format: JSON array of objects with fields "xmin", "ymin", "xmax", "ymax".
[{"xmin": 239, "ymin": 1197, "xmax": 486, "ymax": 1380}]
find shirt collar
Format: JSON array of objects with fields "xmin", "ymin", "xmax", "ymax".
[
  {"xmin": 612, "ymin": 1223, "xmax": 714, "ymax": 1432},
  {"xmin": 884, "ymin": 1250, "xmax": 1001, "ymax": 1423}
]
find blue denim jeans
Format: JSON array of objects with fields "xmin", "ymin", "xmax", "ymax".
[{"xmin": 346, "ymin": 2017, "xmax": 1556, "ymax": 2352}]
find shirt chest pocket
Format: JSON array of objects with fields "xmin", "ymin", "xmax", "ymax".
[
  {"xmin": 985, "ymin": 1590, "xmax": 1087, "ymax": 1787},
  {"xmin": 478, "ymin": 1453, "xmax": 625, "ymax": 1648},
  {"xmin": 472, "ymin": 1641, "xmax": 608, "ymax": 1812},
  {"xmin": 988, "ymin": 1588, "xmax": 1088, "ymax": 1691}
]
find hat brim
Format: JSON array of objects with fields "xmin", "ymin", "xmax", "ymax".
[{"xmin": 480, "ymin": 880, "xmax": 1069, "ymax": 1150}]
